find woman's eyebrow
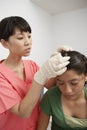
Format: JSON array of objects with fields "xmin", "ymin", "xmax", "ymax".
[
  {"xmin": 57, "ymin": 78, "xmax": 79, "ymax": 82},
  {"xmin": 56, "ymin": 79, "xmax": 64, "ymax": 82}
]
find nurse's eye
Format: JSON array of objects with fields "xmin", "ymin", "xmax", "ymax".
[{"xmin": 28, "ymin": 35, "xmax": 31, "ymax": 39}]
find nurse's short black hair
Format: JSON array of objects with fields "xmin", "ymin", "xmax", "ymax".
[{"xmin": 0, "ymin": 16, "xmax": 31, "ymax": 41}]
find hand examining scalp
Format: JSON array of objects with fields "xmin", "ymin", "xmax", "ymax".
[
  {"xmin": 34, "ymin": 53, "xmax": 70, "ymax": 85},
  {"xmin": 57, "ymin": 45, "xmax": 73, "ymax": 52},
  {"xmin": 51, "ymin": 45, "xmax": 73, "ymax": 57}
]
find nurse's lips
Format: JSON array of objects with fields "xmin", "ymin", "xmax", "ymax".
[{"xmin": 25, "ymin": 48, "xmax": 31, "ymax": 52}]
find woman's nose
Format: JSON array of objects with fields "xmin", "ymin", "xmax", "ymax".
[{"xmin": 64, "ymin": 84, "xmax": 72, "ymax": 93}]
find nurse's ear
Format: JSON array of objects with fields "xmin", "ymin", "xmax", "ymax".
[
  {"xmin": 85, "ymin": 73, "xmax": 87, "ymax": 82},
  {"xmin": 0, "ymin": 39, "xmax": 8, "ymax": 49},
  {"xmin": 84, "ymin": 74, "xmax": 87, "ymax": 87},
  {"xmin": 84, "ymin": 73, "xmax": 87, "ymax": 85}
]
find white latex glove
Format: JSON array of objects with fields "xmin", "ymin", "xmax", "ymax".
[
  {"xmin": 34, "ymin": 53, "xmax": 70, "ymax": 85},
  {"xmin": 51, "ymin": 45, "xmax": 73, "ymax": 57},
  {"xmin": 57, "ymin": 45, "xmax": 73, "ymax": 52}
]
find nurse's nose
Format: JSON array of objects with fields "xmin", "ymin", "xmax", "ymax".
[{"xmin": 24, "ymin": 37, "xmax": 31, "ymax": 45}]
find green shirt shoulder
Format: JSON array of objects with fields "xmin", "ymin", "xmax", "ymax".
[{"xmin": 40, "ymin": 86, "xmax": 87, "ymax": 130}]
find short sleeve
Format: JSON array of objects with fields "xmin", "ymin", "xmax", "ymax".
[
  {"xmin": 40, "ymin": 91, "xmax": 52, "ymax": 116},
  {"xmin": 0, "ymin": 75, "xmax": 21, "ymax": 113}
]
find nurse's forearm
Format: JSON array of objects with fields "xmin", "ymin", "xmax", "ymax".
[{"xmin": 18, "ymin": 80, "xmax": 42, "ymax": 117}]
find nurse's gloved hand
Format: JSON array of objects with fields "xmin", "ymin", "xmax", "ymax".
[
  {"xmin": 51, "ymin": 45, "xmax": 73, "ymax": 57},
  {"xmin": 34, "ymin": 53, "xmax": 70, "ymax": 85},
  {"xmin": 57, "ymin": 45, "xmax": 73, "ymax": 52}
]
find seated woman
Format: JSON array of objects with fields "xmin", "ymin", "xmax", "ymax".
[{"xmin": 37, "ymin": 50, "xmax": 87, "ymax": 130}]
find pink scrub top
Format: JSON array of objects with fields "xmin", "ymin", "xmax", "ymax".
[{"xmin": 0, "ymin": 60, "xmax": 40, "ymax": 130}]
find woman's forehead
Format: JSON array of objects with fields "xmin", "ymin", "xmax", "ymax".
[{"xmin": 57, "ymin": 70, "xmax": 84, "ymax": 80}]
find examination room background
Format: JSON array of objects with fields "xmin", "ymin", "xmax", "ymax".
[{"xmin": 0, "ymin": 0, "xmax": 87, "ymax": 66}]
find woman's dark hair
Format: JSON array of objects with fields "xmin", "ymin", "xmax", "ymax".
[
  {"xmin": 0, "ymin": 16, "xmax": 31, "ymax": 41},
  {"xmin": 61, "ymin": 50, "xmax": 87, "ymax": 75}
]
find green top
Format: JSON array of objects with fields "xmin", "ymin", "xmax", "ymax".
[{"xmin": 40, "ymin": 86, "xmax": 87, "ymax": 130}]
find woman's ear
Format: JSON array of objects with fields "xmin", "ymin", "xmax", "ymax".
[{"xmin": 0, "ymin": 39, "xmax": 8, "ymax": 49}]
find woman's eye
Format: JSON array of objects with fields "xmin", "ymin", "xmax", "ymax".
[
  {"xmin": 17, "ymin": 37, "xmax": 23, "ymax": 40},
  {"xmin": 71, "ymin": 82, "xmax": 78, "ymax": 85}
]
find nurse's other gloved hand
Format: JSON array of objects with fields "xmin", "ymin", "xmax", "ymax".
[{"xmin": 34, "ymin": 53, "xmax": 70, "ymax": 85}]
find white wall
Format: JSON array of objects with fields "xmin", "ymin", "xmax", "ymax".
[
  {"xmin": 0, "ymin": 0, "xmax": 52, "ymax": 65},
  {"xmin": 52, "ymin": 8, "xmax": 87, "ymax": 55}
]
